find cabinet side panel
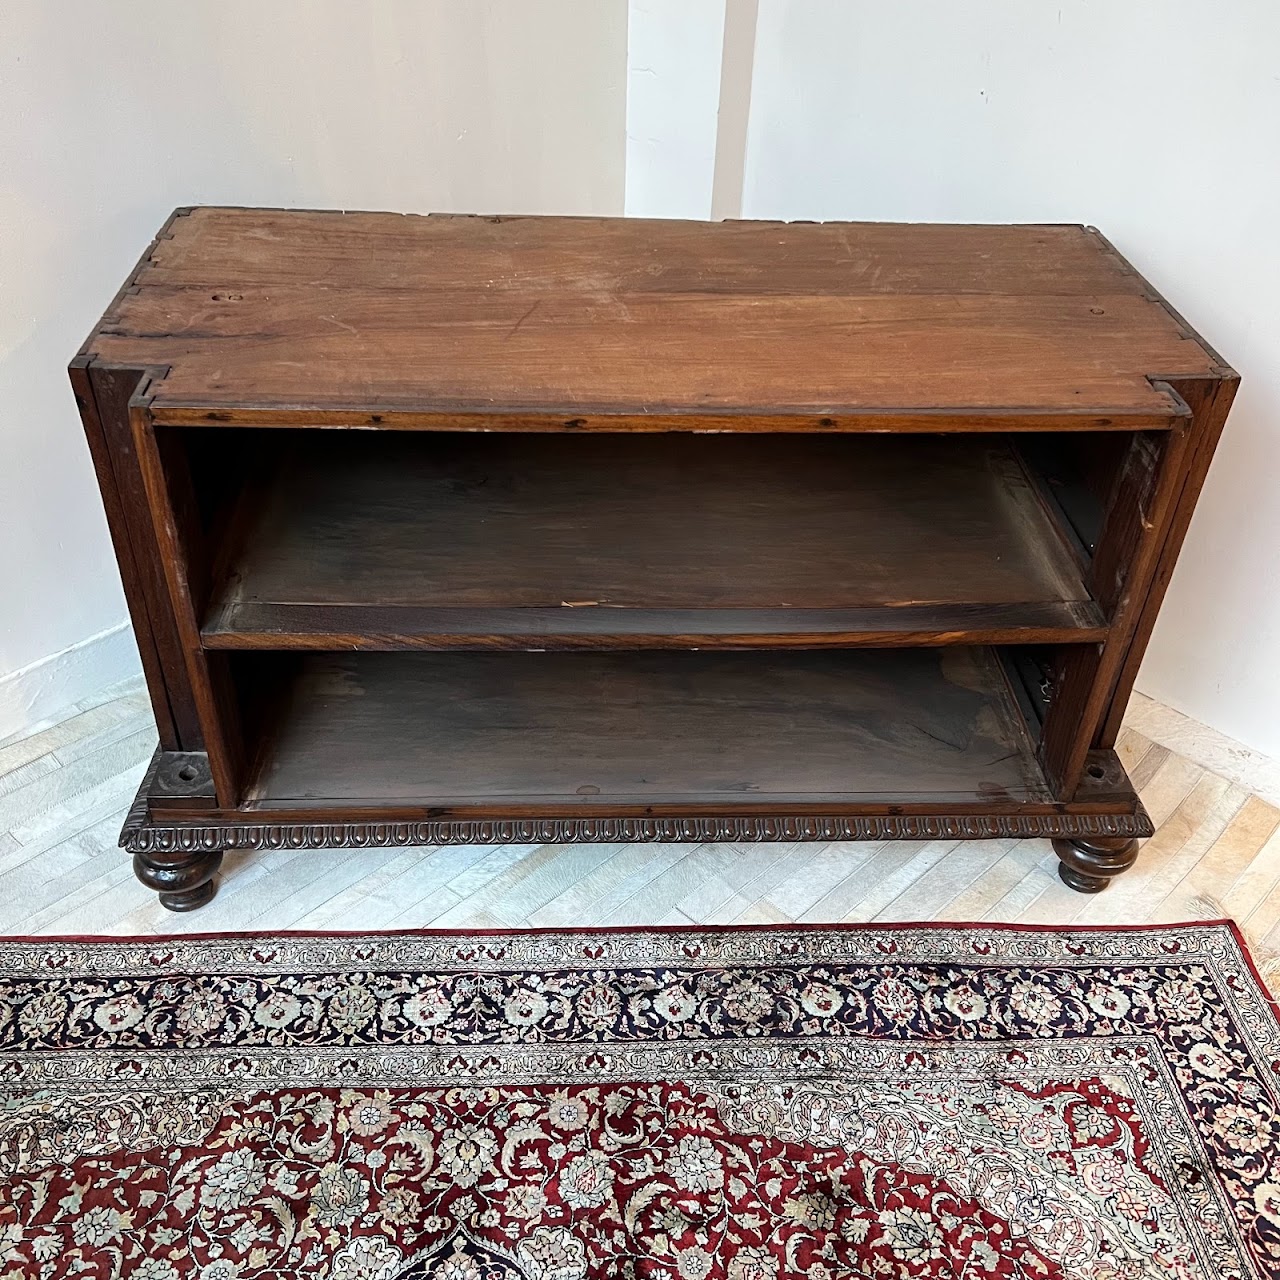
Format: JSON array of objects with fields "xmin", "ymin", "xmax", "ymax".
[
  {"xmin": 1097, "ymin": 374, "xmax": 1239, "ymax": 744},
  {"xmin": 69, "ymin": 358, "xmax": 177, "ymax": 748},
  {"xmin": 1038, "ymin": 421, "xmax": 1195, "ymax": 794},
  {"xmin": 130, "ymin": 403, "xmax": 244, "ymax": 803},
  {"xmin": 76, "ymin": 361, "xmax": 203, "ymax": 749}
]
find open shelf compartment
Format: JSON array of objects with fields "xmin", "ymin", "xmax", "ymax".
[
  {"xmin": 234, "ymin": 646, "xmax": 1057, "ymax": 814},
  {"xmin": 197, "ymin": 431, "xmax": 1108, "ymax": 651}
]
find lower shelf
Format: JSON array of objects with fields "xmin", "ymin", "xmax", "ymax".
[
  {"xmin": 127, "ymin": 647, "xmax": 1152, "ymax": 853},
  {"xmin": 243, "ymin": 648, "xmax": 1044, "ymax": 810}
]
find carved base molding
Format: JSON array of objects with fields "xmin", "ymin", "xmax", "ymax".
[
  {"xmin": 123, "ymin": 811, "xmax": 1154, "ymax": 854},
  {"xmin": 120, "ymin": 751, "xmax": 1153, "ymax": 908}
]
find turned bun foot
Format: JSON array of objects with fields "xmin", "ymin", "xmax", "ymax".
[
  {"xmin": 1052, "ymin": 836, "xmax": 1139, "ymax": 893},
  {"xmin": 133, "ymin": 848, "xmax": 223, "ymax": 911}
]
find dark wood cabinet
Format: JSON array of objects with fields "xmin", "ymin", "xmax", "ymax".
[{"xmin": 71, "ymin": 209, "xmax": 1237, "ymax": 909}]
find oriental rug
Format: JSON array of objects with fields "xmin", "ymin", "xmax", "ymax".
[{"xmin": 2, "ymin": 922, "xmax": 1280, "ymax": 1280}]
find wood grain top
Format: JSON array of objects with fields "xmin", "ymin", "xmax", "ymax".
[{"xmin": 86, "ymin": 207, "xmax": 1227, "ymax": 429}]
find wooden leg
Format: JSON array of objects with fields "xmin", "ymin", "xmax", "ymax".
[
  {"xmin": 132, "ymin": 847, "xmax": 223, "ymax": 911},
  {"xmin": 1052, "ymin": 836, "xmax": 1139, "ymax": 894}
]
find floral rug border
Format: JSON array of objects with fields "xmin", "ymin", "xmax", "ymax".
[{"xmin": 3, "ymin": 919, "xmax": 1279, "ymax": 1280}]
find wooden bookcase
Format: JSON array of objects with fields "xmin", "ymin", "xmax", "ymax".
[{"xmin": 71, "ymin": 209, "xmax": 1238, "ymax": 910}]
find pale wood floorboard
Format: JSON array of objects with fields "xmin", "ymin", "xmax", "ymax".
[{"xmin": 3, "ymin": 678, "xmax": 1280, "ymax": 992}]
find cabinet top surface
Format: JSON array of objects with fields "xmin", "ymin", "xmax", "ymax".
[{"xmin": 83, "ymin": 206, "xmax": 1228, "ymax": 429}]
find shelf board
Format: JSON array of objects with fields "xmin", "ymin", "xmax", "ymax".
[
  {"xmin": 244, "ymin": 648, "xmax": 1051, "ymax": 811},
  {"xmin": 204, "ymin": 433, "xmax": 1103, "ymax": 650}
]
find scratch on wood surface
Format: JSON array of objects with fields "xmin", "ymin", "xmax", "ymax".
[
  {"xmin": 320, "ymin": 314, "xmax": 358, "ymax": 335},
  {"xmin": 507, "ymin": 301, "xmax": 540, "ymax": 340}
]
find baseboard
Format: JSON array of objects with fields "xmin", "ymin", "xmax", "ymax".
[{"xmin": 0, "ymin": 622, "xmax": 143, "ymax": 743}]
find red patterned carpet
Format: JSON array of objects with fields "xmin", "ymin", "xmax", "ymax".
[{"xmin": 2, "ymin": 921, "xmax": 1279, "ymax": 1279}]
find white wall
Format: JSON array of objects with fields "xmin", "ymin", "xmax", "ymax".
[
  {"xmin": 0, "ymin": 0, "xmax": 626, "ymax": 737},
  {"xmin": 6, "ymin": 0, "xmax": 1280, "ymax": 761},
  {"xmin": 624, "ymin": 1, "xmax": 726, "ymax": 218},
  {"xmin": 742, "ymin": 0, "xmax": 1280, "ymax": 758}
]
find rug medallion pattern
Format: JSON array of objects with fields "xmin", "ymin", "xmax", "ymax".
[{"xmin": 1, "ymin": 923, "xmax": 1278, "ymax": 1279}]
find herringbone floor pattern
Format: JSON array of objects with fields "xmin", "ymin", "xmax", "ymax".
[{"xmin": 3, "ymin": 678, "xmax": 1279, "ymax": 992}]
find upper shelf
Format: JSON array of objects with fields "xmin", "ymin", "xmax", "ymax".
[
  {"xmin": 202, "ymin": 432, "xmax": 1105, "ymax": 650},
  {"xmin": 84, "ymin": 209, "xmax": 1227, "ymax": 431}
]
